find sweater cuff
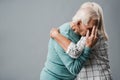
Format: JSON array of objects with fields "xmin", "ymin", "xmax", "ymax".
[{"xmin": 84, "ymin": 46, "xmax": 91, "ymax": 53}]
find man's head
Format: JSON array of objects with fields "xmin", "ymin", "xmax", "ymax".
[{"xmin": 71, "ymin": 2, "xmax": 108, "ymax": 40}]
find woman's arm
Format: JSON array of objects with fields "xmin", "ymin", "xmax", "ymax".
[
  {"xmin": 50, "ymin": 28, "xmax": 86, "ymax": 58},
  {"xmin": 50, "ymin": 26, "xmax": 98, "ymax": 58},
  {"xmin": 53, "ymin": 26, "xmax": 98, "ymax": 75},
  {"xmin": 66, "ymin": 37, "xmax": 86, "ymax": 58},
  {"xmin": 50, "ymin": 28, "xmax": 71, "ymax": 51}
]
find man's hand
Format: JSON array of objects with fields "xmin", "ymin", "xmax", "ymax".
[
  {"xmin": 50, "ymin": 28, "xmax": 60, "ymax": 38},
  {"xmin": 85, "ymin": 26, "xmax": 98, "ymax": 48}
]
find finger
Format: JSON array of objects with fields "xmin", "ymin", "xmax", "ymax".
[
  {"xmin": 56, "ymin": 28, "xmax": 60, "ymax": 33},
  {"xmin": 50, "ymin": 28, "xmax": 56, "ymax": 34},
  {"xmin": 50, "ymin": 28, "xmax": 54, "ymax": 33},
  {"xmin": 58, "ymin": 28, "xmax": 60, "ymax": 33},
  {"xmin": 94, "ymin": 28, "xmax": 98, "ymax": 37},
  {"xmin": 91, "ymin": 26, "xmax": 96, "ymax": 36},
  {"xmin": 86, "ymin": 30, "xmax": 90, "ymax": 39},
  {"xmin": 94, "ymin": 28, "xmax": 98, "ymax": 42}
]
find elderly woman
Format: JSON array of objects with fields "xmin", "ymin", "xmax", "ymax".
[
  {"xmin": 50, "ymin": 2, "xmax": 112, "ymax": 80},
  {"xmin": 40, "ymin": 2, "xmax": 112, "ymax": 80}
]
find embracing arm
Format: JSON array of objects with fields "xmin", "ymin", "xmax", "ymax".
[
  {"xmin": 54, "ymin": 39, "xmax": 91, "ymax": 75},
  {"xmin": 50, "ymin": 28, "xmax": 86, "ymax": 58},
  {"xmin": 52, "ymin": 26, "xmax": 98, "ymax": 75},
  {"xmin": 50, "ymin": 29, "xmax": 71, "ymax": 51}
]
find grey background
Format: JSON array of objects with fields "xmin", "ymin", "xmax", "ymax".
[{"xmin": 0, "ymin": 0, "xmax": 120, "ymax": 80}]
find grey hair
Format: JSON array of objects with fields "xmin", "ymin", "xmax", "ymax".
[{"xmin": 72, "ymin": 2, "xmax": 108, "ymax": 41}]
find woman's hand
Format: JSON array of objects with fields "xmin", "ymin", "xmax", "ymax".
[
  {"xmin": 50, "ymin": 27, "xmax": 71, "ymax": 51},
  {"xmin": 85, "ymin": 26, "xmax": 98, "ymax": 48},
  {"xmin": 50, "ymin": 28, "xmax": 60, "ymax": 38}
]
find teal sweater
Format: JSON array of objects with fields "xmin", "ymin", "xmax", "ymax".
[{"xmin": 40, "ymin": 22, "xmax": 91, "ymax": 80}]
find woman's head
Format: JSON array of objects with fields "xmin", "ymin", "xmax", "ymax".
[{"xmin": 72, "ymin": 2, "xmax": 108, "ymax": 40}]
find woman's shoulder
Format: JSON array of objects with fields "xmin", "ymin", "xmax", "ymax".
[{"xmin": 58, "ymin": 22, "xmax": 71, "ymax": 33}]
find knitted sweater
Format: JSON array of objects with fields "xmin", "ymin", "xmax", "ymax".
[{"xmin": 40, "ymin": 22, "xmax": 91, "ymax": 80}]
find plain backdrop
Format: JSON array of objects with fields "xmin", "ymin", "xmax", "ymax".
[{"xmin": 0, "ymin": 0, "xmax": 120, "ymax": 80}]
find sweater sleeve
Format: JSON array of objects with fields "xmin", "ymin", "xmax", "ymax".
[
  {"xmin": 66, "ymin": 37, "xmax": 86, "ymax": 59},
  {"xmin": 54, "ymin": 41, "xmax": 91, "ymax": 75}
]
